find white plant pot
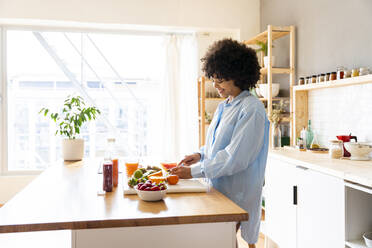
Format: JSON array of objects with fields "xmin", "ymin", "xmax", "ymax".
[
  {"xmin": 62, "ymin": 138, "xmax": 84, "ymax": 161},
  {"xmin": 264, "ymin": 56, "xmax": 276, "ymax": 68}
]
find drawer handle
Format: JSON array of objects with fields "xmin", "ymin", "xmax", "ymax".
[
  {"xmin": 293, "ymin": 186, "xmax": 297, "ymax": 205},
  {"xmin": 296, "ymin": 165, "xmax": 309, "ymax": 170}
]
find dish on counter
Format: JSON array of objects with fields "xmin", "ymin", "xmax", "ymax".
[
  {"xmin": 344, "ymin": 142, "xmax": 372, "ymax": 161},
  {"xmin": 307, "ymin": 148, "xmax": 329, "ymax": 153},
  {"xmin": 135, "ymin": 180, "xmax": 167, "ymax": 201},
  {"xmin": 363, "ymin": 231, "xmax": 372, "ymax": 247}
]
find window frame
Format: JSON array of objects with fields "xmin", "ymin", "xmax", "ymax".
[{"xmin": 0, "ymin": 24, "xmax": 185, "ymax": 176}]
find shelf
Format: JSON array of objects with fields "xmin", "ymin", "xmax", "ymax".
[
  {"xmin": 205, "ymin": 97, "xmax": 224, "ymax": 101},
  {"xmin": 243, "ymin": 26, "xmax": 291, "ymax": 45},
  {"xmin": 345, "ymin": 239, "xmax": 367, "ymax": 248},
  {"xmin": 294, "ymin": 74, "xmax": 372, "ymax": 91},
  {"xmin": 260, "ymin": 67, "xmax": 292, "ymax": 74},
  {"xmin": 259, "ymin": 97, "xmax": 289, "ymax": 102}
]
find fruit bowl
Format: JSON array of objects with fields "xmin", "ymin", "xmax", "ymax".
[{"xmin": 135, "ymin": 181, "xmax": 167, "ymax": 201}]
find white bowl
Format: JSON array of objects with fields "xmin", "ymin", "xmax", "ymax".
[
  {"xmin": 135, "ymin": 188, "xmax": 167, "ymax": 201},
  {"xmin": 363, "ymin": 231, "xmax": 372, "ymax": 247},
  {"xmin": 258, "ymin": 83, "xmax": 280, "ymax": 99},
  {"xmin": 344, "ymin": 142, "xmax": 372, "ymax": 161}
]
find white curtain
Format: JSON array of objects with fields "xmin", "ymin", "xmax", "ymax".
[{"xmin": 151, "ymin": 34, "xmax": 198, "ymax": 162}]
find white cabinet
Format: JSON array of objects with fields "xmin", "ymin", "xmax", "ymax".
[
  {"xmin": 265, "ymin": 157, "xmax": 297, "ymax": 248},
  {"xmin": 296, "ymin": 166, "xmax": 345, "ymax": 248},
  {"xmin": 265, "ymin": 156, "xmax": 345, "ymax": 248}
]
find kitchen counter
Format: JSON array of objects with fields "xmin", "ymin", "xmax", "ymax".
[
  {"xmin": 0, "ymin": 159, "xmax": 247, "ymax": 234},
  {"xmin": 269, "ymin": 148, "xmax": 372, "ymax": 188}
]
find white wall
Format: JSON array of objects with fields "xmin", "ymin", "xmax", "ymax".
[
  {"xmin": 0, "ymin": 0, "xmax": 260, "ymax": 40},
  {"xmin": 308, "ymin": 83, "xmax": 372, "ymax": 147}
]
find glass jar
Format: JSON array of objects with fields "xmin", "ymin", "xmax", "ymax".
[
  {"xmin": 329, "ymin": 140, "xmax": 343, "ymax": 159},
  {"xmin": 336, "ymin": 67, "xmax": 345, "ymax": 80},
  {"xmin": 271, "ymin": 123, "xmax": 281, "ymax": 149},
  {"xmin": 326, "ymin": 73, "xmax": 331, "ymax": 81},
  {"xmin": 330, "ymin": 72, "xmax": 337, "ymax": 81},
  {"xmin": 321, "ymin": 73, "xmax": 326, "ymax": 82},
  {"xmin": 298, "ymin": 77, "xmax": 305, "ymax": 85},
  {"xmin": 359, "ymin": 67, "xmax": 369, "ymax": 76},
  {"xmin": 352, "ymin": 69, "xmax": 359, "ymax": 77},
  {"xmin": 317, "ymin": 74, "xmax": 324, "ymax": 83},
  {"xmin": 311, "ymin": 75, "xmax": 317, "ymax": 83},
  {"xmin": 305, "ymin": 76, "xmax": 310, "ymax": 84},
  {"xmin": 344, "ymin": 69, "xmax": 352, "ymax": 78}
]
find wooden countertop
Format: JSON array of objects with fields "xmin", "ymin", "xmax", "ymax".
[
  {"xmin": 269, "ymin": 148, "xmax": 372, "ymax": 188},
  {"xmin": 0, "ymin": 159, "xmax": 248, "ymax": 233}
]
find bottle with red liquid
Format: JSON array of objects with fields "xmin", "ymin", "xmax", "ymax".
[
  {"xmin": 103, "ymin": 138, "xmax": 117, "ymax": 192},
  {"xmin": 103, "ymin": 160, "xmax": 113, "ymax": 192}
]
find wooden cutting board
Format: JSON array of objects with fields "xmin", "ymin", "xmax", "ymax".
[{"xmin": 123, "ymin": 179, "xmax": 209, "ymax": 195}]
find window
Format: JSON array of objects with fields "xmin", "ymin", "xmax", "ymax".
[{"xmin": 3, "ymin": 29, "xmax": 165, "ymax": 172}]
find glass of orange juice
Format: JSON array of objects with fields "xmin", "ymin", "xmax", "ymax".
[{"xmin": 125, "ymin": 158, "xmax": 139, "ymax": 178}]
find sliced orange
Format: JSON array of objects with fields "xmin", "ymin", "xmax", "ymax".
[
  {"xmin": 148, "ymin": 170, "xmax": 163, "ymax": 177},
  {"xmin": 149, "ymin": 176, "xmax": 167, "ymax": 184}
]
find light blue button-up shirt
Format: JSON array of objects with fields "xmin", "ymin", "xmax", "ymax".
[{"xmin": 191, "ymin": 90, "xmax": 270, "ymax": 244}]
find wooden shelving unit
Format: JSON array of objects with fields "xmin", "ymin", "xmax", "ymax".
[
  {"xmin": 197, "ymin": 76, "xmax": 224, "ymax": 146},
  {"xmin": 243, "ymin": 25, "xmax": 296, "ymax": 145},
  {"xmin": 293, "ymin": 74, "xmax": 372, "ymax": 144}
]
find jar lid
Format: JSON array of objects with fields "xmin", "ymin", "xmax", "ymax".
[
  {"xmin": 299, "ymin": 77, "xmax": 305, "ymax": 79},
  {"xmin": 321, "ymin": 73, "xmax": 326, "ymax": 76},
  {"xmin": 331, "ymin": 72, "xmax": 337, "ymax": 74},
  {"xmin": 329, "ymin": 140, "xmax": 342, "ymax": 144},
  {"xmin": 326, "ymin": 72, "xmax": 331, "ymax": 75}
]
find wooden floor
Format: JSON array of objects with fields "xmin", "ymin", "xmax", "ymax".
[{"xmin": 237, "ymin": 230, "xmax": 265, "ymax": 248}]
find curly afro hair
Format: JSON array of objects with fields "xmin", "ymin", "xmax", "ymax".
[{"xmin": 201, "ymin": 38, "xmax": 260, "ymax": 91}]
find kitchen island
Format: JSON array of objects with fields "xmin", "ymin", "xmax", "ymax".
[{"xmin": 0, "ymin": 159, "xmax": 248, "ymax": 248}]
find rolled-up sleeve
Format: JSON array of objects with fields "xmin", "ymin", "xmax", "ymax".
[{"xmin": 201, "ymin": 109, "xmax": 266, "ymax": 179}]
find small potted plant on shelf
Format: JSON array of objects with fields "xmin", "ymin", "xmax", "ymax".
[
  {"xmin": 39, "ymin": 95, "xmax": 101, "ymax": 161},
  {"xmin": 255, "ymin": 41, "xmax": 275, "ymax": 68},
  {"xmin": 268, "ymin": 100, "xmax": 289, "ymax": 149}
]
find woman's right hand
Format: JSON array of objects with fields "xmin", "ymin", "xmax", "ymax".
[{"xmin": 178, "ymin": 153, "xmax": 201, "ymax": 166}]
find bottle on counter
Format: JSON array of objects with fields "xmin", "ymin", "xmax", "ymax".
[
  {"xmin": 300, "ymin": 127, "xmax": 307, "ymax": 150},
  {"xmin": 108, "ymin": 138, "xmax": 119, "ymax": 187},
  {"xmin": 103, "ymin": 138, "xmax": 116, "ymax": 192},
  {"xmin": 306, "ymin": 120, "xmax": 314, "ymax": 149}
]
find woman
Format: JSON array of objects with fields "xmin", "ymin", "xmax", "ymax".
[{"xmin": 171, "ymin": 39, "xmax": 269, "ymax": 248}]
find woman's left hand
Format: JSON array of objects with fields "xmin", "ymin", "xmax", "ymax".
[{"xmin": 170, "ymin": 166, "xmax": 192, "ymax": 179}]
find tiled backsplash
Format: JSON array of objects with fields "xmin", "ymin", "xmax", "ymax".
[{"xmin": 308, "ymin": 83, "xmax": 372, "ymax": 147}]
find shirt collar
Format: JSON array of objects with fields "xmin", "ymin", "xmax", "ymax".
[{"xmin": 224, "ymin": 90, "xmax": 250, "ymax": 107}]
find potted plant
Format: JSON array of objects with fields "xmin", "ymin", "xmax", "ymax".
[
  {"xmin": 40, "ymin": 95, "xmax": 101, "ymax": 161},
  {"xmin": 255, "ymin": 41, "xmax": 275, "ymax": 68}
]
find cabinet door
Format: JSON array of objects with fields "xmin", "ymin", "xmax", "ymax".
[
  {"xmin": 265, "ymin": 157, "xmax": 297, "ymax": 248},
  {"xmin": 296, "ymin": 167, "xmax": 345, "ymax": 248}
]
